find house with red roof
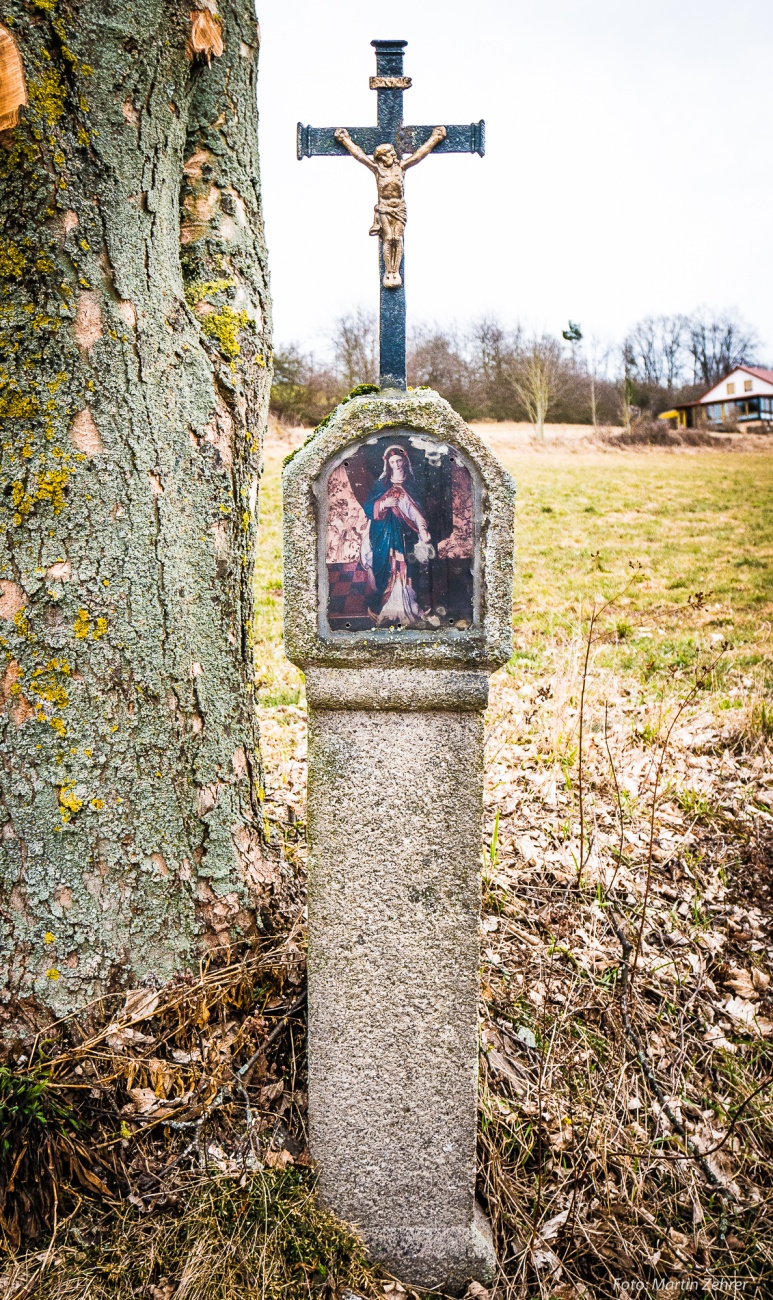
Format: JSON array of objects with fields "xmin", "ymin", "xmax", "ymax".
[{"xmin": 659, "ymin": 366, "xmax": 773, "ymax": 431}]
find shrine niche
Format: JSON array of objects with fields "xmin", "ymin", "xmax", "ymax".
[{"xmin": 320, "ymin": 431, "xmax": 480, "ymax": 635}]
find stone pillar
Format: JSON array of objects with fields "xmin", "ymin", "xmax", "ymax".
[{"xmin": 283, "ymin": 392, "xmax": 514, "ymax": 1292}]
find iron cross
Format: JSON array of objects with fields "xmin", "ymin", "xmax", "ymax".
[{"xmin": 297, "ymin": 39, "xmax": 485, "ymax": 391}]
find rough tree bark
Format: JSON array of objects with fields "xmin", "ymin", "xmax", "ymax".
[{"xmin": 0, "ymin": 0, "xmax": 274, "ymax": 1024}]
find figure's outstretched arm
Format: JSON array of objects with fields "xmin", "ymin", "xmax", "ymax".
[
  {"xmin": 335, "ymin": 128, "xmax": 378, "ymax": 174},
  {"xmin": 402, "ymin": 125, "xmax": 447, "ymax": 170}
]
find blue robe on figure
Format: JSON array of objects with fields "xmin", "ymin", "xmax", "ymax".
[
  {"xmin": 363, "ymin": 474, "xmax": 426, "ymax": 597},
  {"xmin": 360, "ymin": 445, "xmax": 433, "ymax": 628}
]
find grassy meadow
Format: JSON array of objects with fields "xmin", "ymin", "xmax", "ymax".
[{"xmin": 255, "ymin": 438, "xmax": 773, "ymax": 706}]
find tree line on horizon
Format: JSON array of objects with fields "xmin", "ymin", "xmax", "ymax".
[{"xmin": 270, "ymin": 308, "xmax": 762, "ymax": 434}]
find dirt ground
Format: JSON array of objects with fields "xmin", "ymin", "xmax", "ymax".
[{"xmin": 268, "ymin": 416, "xmax": 773, "ymax": 456}]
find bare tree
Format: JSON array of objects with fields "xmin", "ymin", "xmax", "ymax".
[
  {"xmin": 270, "ymin": 345, "xmax": 341, "ymax": 425},
  {"xmin": 273, "ymin": 306, "xmax": 764, "ymax": 431},
  {"xmin": 408, "ymin": 323, "xmax": 477, "ymax": 417},
  {"xmin": 660, "ymin": 315, "xmax": 687, "ymax": 389},
  {"xmin": 619, "ymin": 342, "xmax": 640, "ymax": 432},
  {"xmin": 509, "ymin": 335, "xmax": 565, "ymax": 441},
  {"xmin": 624, "ymin": 315, "xmax": 688, "ymax": 389},
  {"xmin": 686, "ymin": 309, "xmax": 760, "ymax": 386},
  {"xmin": 585, "ymin": 335, "xmax": 611, "ymax": 430},
  {"xmin": 623, "ymin": 310, "xmax": 759, "ymax": 392},
  {"xmin": 333, "ymin": 307, "xmax": 378, "ymax": 390},
  {"xmin": 467, "ymin": 317, "xmax": 522, "ymax": 420}
]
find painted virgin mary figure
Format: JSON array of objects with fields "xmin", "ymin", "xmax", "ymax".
[{"xmin": 361, "ymin": 445, "xmax": 434, "ymax": 627}]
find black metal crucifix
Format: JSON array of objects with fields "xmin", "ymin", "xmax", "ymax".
[{"xmin": 297, "ymin": 39, "xmax": 484, "ymax": 391}]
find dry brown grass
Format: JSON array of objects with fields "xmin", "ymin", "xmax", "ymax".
[
  {"xmin": 0, "ymin": 930, "xmax": 384, "ymax": 1300},
  {"xmin": 477, "ymin": 649, "xmax": 773, "ymax": 1298}
]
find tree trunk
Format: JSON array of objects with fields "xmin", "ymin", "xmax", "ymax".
[{"xmin": 0, "ymin": 0, "xmax": 273, "ymax": 1023}]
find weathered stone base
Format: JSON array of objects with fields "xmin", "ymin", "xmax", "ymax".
[
  {"xmin": 371, "ymin": 1203, "xmax": 496, "ymax": 1293},
  {"xmin": 306, "ymin": 668, "xmax": 496, "ymax": 1291}
]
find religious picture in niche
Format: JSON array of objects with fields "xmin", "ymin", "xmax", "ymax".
[{"xmin": 325, "ymin": 434, "xmax": 476, "ymax": 633}]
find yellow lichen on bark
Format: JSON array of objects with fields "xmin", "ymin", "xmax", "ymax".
[{"xmin": 1, "ymin": 0, "xmax": 271, "ymax": 1016}]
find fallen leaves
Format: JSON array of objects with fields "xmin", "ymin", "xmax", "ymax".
[
  {"xmin": 264, "ymin": 1148, "xmax": 294, "ymax": 1169},
  {"xmin": 464, "ymin": 1283, "xmax": 490, "ymax": 1300},
  {"xmin": 250, "ymin": 629, "xmax": 773, "ymax": 1291},
  {"xmin": 1, "ymin": 931, "xmax": 313, "ymax": 1251},
  {"xmin": 148, "ymin": 1281, "xmax": 175, "ymax": 1300},
  {"xmin": 723, "ymin": 995, "xmax": 773, "ymax": 1037},
  {"xmin": 121, "ymin": 1087, "xmax": 197, "ymax": 1124},
  {"xmin": 476, "ymin": 654, "xmax": 773, "ymax": 1291},
  {"xmin": 67, "ymin": 1150, "xmax": 114, "ymax": 1200},
  {"xmin": 725, "ymin": 965, "xmax": 770, "ymax": 998}
]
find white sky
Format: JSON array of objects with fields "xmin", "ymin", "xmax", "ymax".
[{"xmin": 256, "ymin": 0, "xmax": 773, "ymax": 360}]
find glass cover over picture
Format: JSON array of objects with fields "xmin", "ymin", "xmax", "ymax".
[{"xmin": 323, "ymin": 433, "xmax": 477, "ymax": 633}]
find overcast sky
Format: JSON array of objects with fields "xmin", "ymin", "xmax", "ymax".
[{"xmin": 256, "ymin": 0, "xmax": 773, "ymax": 361}]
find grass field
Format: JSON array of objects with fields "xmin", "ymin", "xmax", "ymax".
[
  {"xmin": 509, "ymin": 451, "xmax": 773, "ymax": 686},
  {"xmin": 255, "ymin": 439, "xmax": 773, "ymax": 705}
]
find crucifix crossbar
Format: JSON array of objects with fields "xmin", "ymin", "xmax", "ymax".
[{"xmin": 297, "ymin": 39, "xmax": 484, "ymax": 391}]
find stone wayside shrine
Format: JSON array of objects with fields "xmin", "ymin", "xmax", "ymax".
[{"xmin": 284, "ymin": 40, "xmax": 515, "ymax": 1294}]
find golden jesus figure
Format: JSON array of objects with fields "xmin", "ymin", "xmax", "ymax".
[{"xmin": 334, "ymin": 126, "xmax": 447, "ymax": 289}]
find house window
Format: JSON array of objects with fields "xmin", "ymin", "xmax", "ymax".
[
  {"xmin": 727, "ymin": 382, "xmax": 735, "ymax": 395},
  {"xmin": 744, "ymin": 379, "xmax": 753, "ymax": 392}
]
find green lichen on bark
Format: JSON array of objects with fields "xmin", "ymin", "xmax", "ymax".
[
  {"xmin": 0, "ymin": 1, "xmax": 274, "ymax": 1023},
  {"xmin": 201, "ymin": 306, "xmax": 251, "ymax": 360}
]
